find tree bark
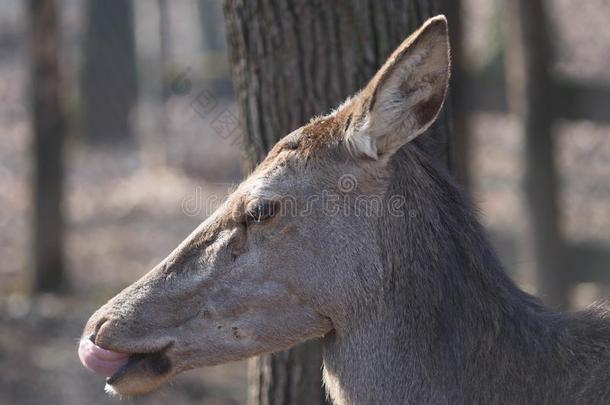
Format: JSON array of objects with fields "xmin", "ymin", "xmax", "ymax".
[
  {"xmin": 505, "ymin": 0, "xmax": 567, "ymax": 308},
  {"xmin": 440, "ymin": 0, "xmax": 470, "ymax": 189},
  {"xmin": 223, "ymin": 1, "xmax": 452, "ymax": 403},
  {"xmin": 82, "ymin": 0, "xmax": 137, "ymax": 144},
  {"xmin": 28, "ymin": 0, "xmax": 65, "ymax": 292}
]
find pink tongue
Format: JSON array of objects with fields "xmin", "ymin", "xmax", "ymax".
[{"xmin": 78, "ymin": 338, "xmax": 129, "ymax": 377}]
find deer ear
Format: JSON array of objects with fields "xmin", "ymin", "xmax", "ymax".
[{"xmin": 345, "ymin": 15, "xmax": 451, "ymax": 159}]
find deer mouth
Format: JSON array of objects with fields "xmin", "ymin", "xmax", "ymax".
[
  {"xmin": 105, "ymin": 350, "xmax": 172, "ymax": 385},
  {"xmin": 79, "ymin": 336, "xmax": 174, "ymax": 395}
]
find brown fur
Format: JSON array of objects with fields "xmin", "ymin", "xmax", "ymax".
[
  {"xmin": 80, "ymin": 16, "xmax": 458, "ymax": 403},
  {"xmin": 82, "ymin": 16, "xmax": 610, "ymax": 404}
]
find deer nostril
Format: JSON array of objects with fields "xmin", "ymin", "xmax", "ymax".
[{"xmin": 92, "ymin": 317, "xmax": 108, "ymax": 344}]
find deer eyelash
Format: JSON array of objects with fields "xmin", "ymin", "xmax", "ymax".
[{"xmin": 245, "ymin": 201, "xmax": 277, "ymax": 225}]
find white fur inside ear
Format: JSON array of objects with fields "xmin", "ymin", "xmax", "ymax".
[
  {"xmin": 341, "ymin": 16, "xmax": 450, "ymax": 159},
  {"xmin": 371, "ymin": 45, "xmax": 436, "ymax": 137},
  {"xmin": 345, "ymin": 117, "xmax": 378, "ymax": 160}
]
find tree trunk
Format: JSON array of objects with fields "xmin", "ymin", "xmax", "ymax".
[
  {"xmin": 223, "ymin": 1, "xmax": 452, "ymax": 403},
  {"xmin": 199, "ymin": 0, "xmax": 226, "ymax": 52},
  {"xmin": 28, "ymin": 0, "xmax": 65, "ymax": 292},
  {"xmin": 157, "ymin": 0, "xmax": 171, "ymax": 165},
  {"xmin": 198, "ymin": 0, "xmax": 232, "ymax": 98},
  {"xmin": 440, "ymin": 0, "xmax": 470, "ymax": 189},
  {"xmin": 504, "ymin": 0, "xmax": 567, "ymax": 308},
  {"xmin": 82, "ymin": 0, "xmax": 137, "ymax": 144}
]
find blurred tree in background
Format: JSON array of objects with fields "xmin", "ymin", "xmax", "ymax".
[
  {"xmin": 28, "ymin": 0, "xmax": 65, "ymax": 293},
  {"xmin": 224, "ymin": 1, "xmax": 453, "ymax": 403},
  {"xmin": 82, "ymin": 0, "xmax": 137, "ymax": 144},
  {"xmin": 505, "ymin": 0, "xmax": 565, "ymax": 308},
  {"xmin": 198, "ymin": 0, "xmax": 226, "ymax": 53},
  {"xmin": 198, "ymin": 0, "xmax": 232, "ymax": 98},
  {"xmin": 441, "ymin": 0, "xmax": 470, "ymax": 190}
]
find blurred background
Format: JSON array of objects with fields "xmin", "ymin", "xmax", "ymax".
[{"xmin": 0, "ymin": 0, "xmax": 608, "ymax": 404}]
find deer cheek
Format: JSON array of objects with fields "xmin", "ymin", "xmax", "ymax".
[{"xmin": 228, "ymin": 227, "xmax": 247, "ymax": 259}]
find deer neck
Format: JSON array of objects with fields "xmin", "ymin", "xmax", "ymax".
[
  {"xmin": 321, "ymin": 305, "xmax": 439, "ymax": 405},
  {"xmin": 321, "ymin": 144, "xmax": 558, "ymax": 405}
]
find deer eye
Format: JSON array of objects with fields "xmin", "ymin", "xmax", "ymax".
[{"xmin": 246, "ymin": 201, "xmax": 277, "ymax": 225}]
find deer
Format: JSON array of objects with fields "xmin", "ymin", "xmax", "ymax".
[{"xmin": 78, "ymin": 15, "xmax": 610, "ymax": 404}]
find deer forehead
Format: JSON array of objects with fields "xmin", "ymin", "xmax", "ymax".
[{"xmin": 211, "ymin": 112, "xmax": 355, "ymax": 234}]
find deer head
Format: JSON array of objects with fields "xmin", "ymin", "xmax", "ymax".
[{"xmin": 79, "ymin": 15, "xmax": 451, "ymax": 396}]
